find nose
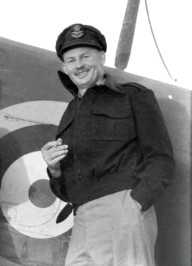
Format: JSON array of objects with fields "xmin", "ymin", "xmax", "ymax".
[{"xmin": 75, "ymin": 58, "xmax": 84, "ymax": 69}]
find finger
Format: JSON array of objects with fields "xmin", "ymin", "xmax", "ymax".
[
  {"xmin": 44, "ymin": 153, "xmax": 66, "ymax": 167},
  {"xmin": 56, "ymin": 138, "xmax": 63, "ymax": 145},
  {"xmin": 47, "ymin": 147, "xmax": 68, "ymax": 159},
  {"xmin": 42, "ymin": 141, "xmax": 59, "ymax": 150},
  {"xmin": 50, "ymin": 149, "xmax": 68, "ymax": 159},
  {"xmin": 42, "ymin": 146, "xmax": 68, "ymax": 159},
  {"xmin": 54, "ymin": 145, "xmax": 68, "ymax": 151},
  {"xmin": 49, "ymin": 155, "xmax": 66, "ymax": 165}
]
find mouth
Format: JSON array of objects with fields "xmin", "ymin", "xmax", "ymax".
[{"xmin": 75, "ymin": 69, "xmax": 91, "ymax": 79}]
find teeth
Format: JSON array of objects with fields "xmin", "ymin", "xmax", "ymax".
[
  {"xmin": 76, "ymin": 71, "xmax": 88, "ymax": 77},
  {"xmin": 78, "ymin": 71, "xmax": 86, "ymax": 74}
]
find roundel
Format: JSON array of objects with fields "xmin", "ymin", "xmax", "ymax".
[{"xmin": 0, "ymin": 101, "xmax": 73, "ymax": 239}]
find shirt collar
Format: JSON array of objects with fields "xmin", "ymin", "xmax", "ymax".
[{"xmin": 57, "ymin": 70, "xmax": 125, "ymax": 96}]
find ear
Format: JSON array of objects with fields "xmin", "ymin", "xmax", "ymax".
[{"xmin": 100, "ymin": 52, "xmax": 106, "ymax": 65}]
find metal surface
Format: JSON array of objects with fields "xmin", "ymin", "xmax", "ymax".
[{"xmin": 0, "ymin": 38, "xmax": 191, "ymax": 266}]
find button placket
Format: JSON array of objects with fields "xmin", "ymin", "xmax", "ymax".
[{"xmin": 73, "ymin": 96, "xmax": 83, "ymax": 184}]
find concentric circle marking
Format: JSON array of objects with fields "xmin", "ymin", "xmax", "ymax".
[
  {"xmin": 0, "ymin": 151, "xmax": 73, "ymax": 239},
  {"xmin": 0, "ymin": 101, "xmax": 74, "ymax": 239},
  {"xmin": 28, "ymin": 179, "xmax": 56, "ymax": 208}
]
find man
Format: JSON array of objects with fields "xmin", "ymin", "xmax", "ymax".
[{"xmin": 41, "ymin": 23, "xmax": 174, "ymax": 266}]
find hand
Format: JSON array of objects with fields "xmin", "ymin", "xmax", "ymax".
[
  {"xmin": 129, "ymin": 190, "xmax": 142, "ymax": 211},
  {"xmin": 41, "ymin": 138, "xmax": 68, "ymax": 177},
  {"xmin": 134, "ymin": 200, "xmax": 142, "ymax": 211}
]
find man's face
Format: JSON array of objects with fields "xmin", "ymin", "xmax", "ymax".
[{"xmin": 62, "ymin": 47, "xmax": 106, "ymax": 90}]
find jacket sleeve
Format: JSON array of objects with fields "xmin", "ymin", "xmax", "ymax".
[
  {"xmin": 129, "ymin": 83, "xmax": 175, "ymax": 211},
  {"xmin": 47, "ymin": 168, "xmax": 69, "ymax": 202},
  {"xmin": 47, "ymin": 101, "xmax": 75, "ymax": 203}
]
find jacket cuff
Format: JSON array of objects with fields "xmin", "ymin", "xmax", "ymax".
[
  {"xmin": 130, "ymin": 183, "xmax": 160, "ymax": 211},
  {"xmin": 47, "ymin": 167, "xmax": 61, "ymax": 179},
  {"xmin": 47, "ymin": 167, "xmax": 54, "ymax": 179}
]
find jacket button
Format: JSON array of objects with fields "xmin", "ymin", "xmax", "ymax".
[{"xmin": 77, "ymin": 171, "xmax": 83, "ymax": 181}]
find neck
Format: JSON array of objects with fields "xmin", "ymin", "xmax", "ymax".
[
  {"xmin": 77, "ymin": 75, "xmax": 105, "ymax": 97},
  {"xmin": 78, "ymin": 87, "xmax": 88, "ymax": 97}
]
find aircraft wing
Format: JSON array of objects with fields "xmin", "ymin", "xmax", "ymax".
[{"xmin": 0, "ymin": 37, "xmax": 191, "ymax": 266}]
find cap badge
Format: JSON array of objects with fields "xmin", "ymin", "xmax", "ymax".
[{"xmin": 71, "ymin": 25, "xmax": 84, "ymax": 39}]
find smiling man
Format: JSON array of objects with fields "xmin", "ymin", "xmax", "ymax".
[
  {"xmin": 62, "ymin": 47, "xmax": 105, "ymax": 96},
  {"xmin": 41, "ymin": 23, "xmax": 174, "ymax": 266}
]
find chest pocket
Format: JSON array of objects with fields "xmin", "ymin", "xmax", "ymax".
[{"xmin": 91, "ymin": 104, "xmax": 135, "ymax": 141}]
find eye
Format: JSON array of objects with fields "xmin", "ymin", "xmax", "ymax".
[
  {"xmin": 65, "ymin": 58, "xmax": 75, "ymax": 64},
  {"xmin": 83, "ymin": 54, "xmax": 90, "ymax": 59}
]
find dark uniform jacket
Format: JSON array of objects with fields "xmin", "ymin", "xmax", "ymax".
[{"xmin": 49, "ymin": 71, "xmax": 174, "ymax": 212}]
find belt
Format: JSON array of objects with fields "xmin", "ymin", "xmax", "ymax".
[{"xmin": 56, "ymin": 202, "xmax": 77, "ymax": 223}]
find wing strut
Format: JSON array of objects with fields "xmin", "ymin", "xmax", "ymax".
[{"xmin": 115, "ymin": 0, "xmax": 140, "ymax": 70}]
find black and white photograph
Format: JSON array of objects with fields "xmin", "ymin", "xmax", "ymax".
[{"xmin": 0, "ymin": 1, "xmax": 191, "ymax": 265}]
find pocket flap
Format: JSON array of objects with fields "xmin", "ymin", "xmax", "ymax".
[{"xmin": 92, "ymin": 104, "xmax": 131, "ymax": 119}]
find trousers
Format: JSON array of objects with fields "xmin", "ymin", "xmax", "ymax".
[{"xmin": 65, "ymin": 190, "xmax": 157, "ymax": 266}]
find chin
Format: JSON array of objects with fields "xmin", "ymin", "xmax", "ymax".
[
  {"xmin": 72, "ymin": 72, "xmax": 98, "ymax": 88},
  {"xmin": 76, "ymin": 78, "xmax": 95, "ymax": 88}
]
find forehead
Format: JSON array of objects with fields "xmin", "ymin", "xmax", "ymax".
[{"xmin": 63, "ymin": 46, "xmax": 100, "ymax": 59}]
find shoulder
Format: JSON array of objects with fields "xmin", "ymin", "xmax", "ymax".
[
  {"xmin": 118, "ymin": 82, "xmax": 154, "ymax": 96},
  {"xmin": 117, "ymin": 82, "xmax": 161, "ymax": 113},
  {"xmin": 104, "ymin": 73, "xmax": 153, "ymax": 97}
]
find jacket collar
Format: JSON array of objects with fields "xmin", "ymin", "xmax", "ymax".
[{"xmin": 57, "ymin": 70, "xmax": 125, "ymax": 96}]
